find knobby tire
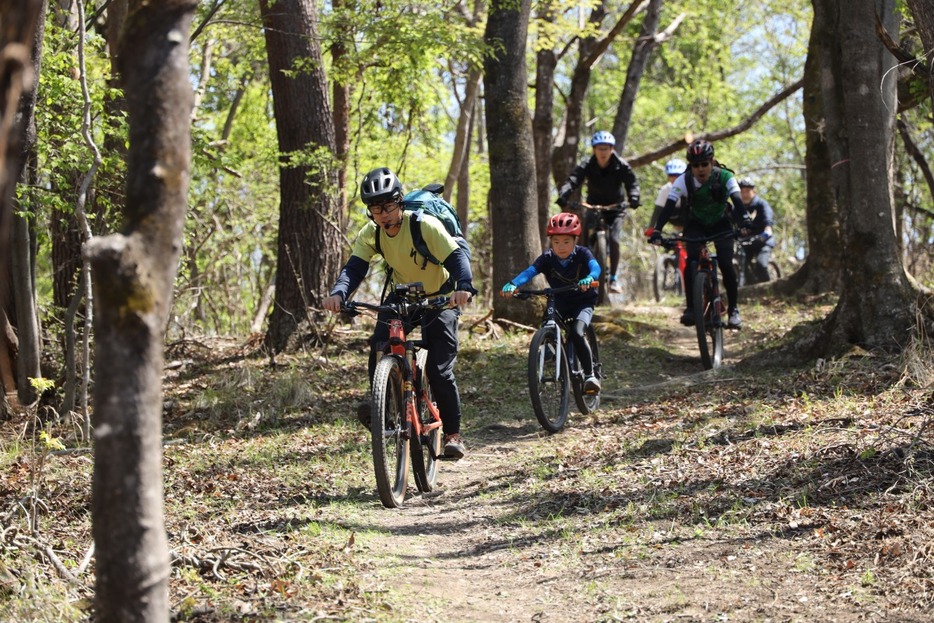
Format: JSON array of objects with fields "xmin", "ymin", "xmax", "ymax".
[
  {"xmin": 410, "ymin": 349, "xmax": 441, "ymax": 493},
  {"xmin": 692, "ymin": 269, "xmax": 723, "ymax": 370},
  {"xmin": 572, "ymin": 324, "xmax": 601, "ymax": 414},
  {"xmin": 593, "ymin": 232, "xmax": 608, "ymax": 306},
  {"xmin": 528, "ymin": 326, "xmax": 570, "ymax": 433},
  {"xmin": 371, "ymin": 356, "xmax": 410, "ymax": 508},
  {"xmin": 654, "ymin": 254, "xmax": 681, "ymax": 302}
]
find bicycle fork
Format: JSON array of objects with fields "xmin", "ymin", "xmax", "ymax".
[{"xmin": 539, "ymin": 321, "xmax": 563, "ymax": 382}]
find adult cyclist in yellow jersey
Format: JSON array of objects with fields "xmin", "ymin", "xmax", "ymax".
[
  {"xmin": 647, "ymin": 140, "xmax": 751, "ymax": 329},
  {"xmin": 322, "ymin": 167, "xmax": 476, "ymax": 459}
]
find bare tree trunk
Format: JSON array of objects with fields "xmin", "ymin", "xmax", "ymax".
[
  {"xmin": 330, "ymin": 0, "xmax": 351, "ymax": 230},
  {"xmin": 443, "ymin": 67, "xmax": 481, "ymax": 202},
  {"xmin": 3, "ymin": 1, "xmax": 46, "ymax": 406},
  {"xmin": 85, "ymin": 2, "xmax": 196, "ymax": 620},
  {"xmin": 485, "ymin": 0, "xmax": 541, "ymax": 324},
  {"xmin": 611, "ymin": 0, "xmax": 662, "ymax": 152},
  {"xmin": 779, "ymin": 1, "xmax": 842, "ymax": 296},
  {"xmin": 533, "ymin": 0, "xmax": 557, "ymax": 247},
  {"xmin": 0, "ymin": 0, "xmax": 43, "ymax": 412},
  {"xmin": 551, "ymin": 3, "xmax": 607, "ymax": 188},
  {"xmin": 456, "ymin": 111, "xmax": 472, "ymax": 229},
  {"xmin": 808, "ymin": 0, "xmax": 915, "ymax": 355},
  {"xmin": 261, "ymin": 0, "xmax": 342, "ymax": 354}
]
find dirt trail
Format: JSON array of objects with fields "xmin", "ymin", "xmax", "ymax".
[{"xmin": 316, "ymin": 308, "xmax": 785, "ymax": 623}]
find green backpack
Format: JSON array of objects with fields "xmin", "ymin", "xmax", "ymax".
[{"xmin": 375, "ymin": 183, "xmax": 471, "ymax": 268}]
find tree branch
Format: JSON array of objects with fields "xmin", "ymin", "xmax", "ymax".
[
  {"xmin": 897, "ymin": 118, "xmax": 934, "ymax": 219},
  {"xmin": 628, "ymin": 78, "xmax": 804, "ymax": 168},
  {"xmin": 581, "ymin": 0, "xmax": 647, "ymax": 69}
]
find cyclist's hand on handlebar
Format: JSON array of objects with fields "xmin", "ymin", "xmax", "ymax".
[
  {"xmin": 323, "ymin": 294, "xmax": 343, "ymax": 313},
  {"xmin": 646, "ymin": 228, "xmax": 663, "ymax": 245},
  {"xmin": 450, "ymin": 290, "xmax": 472, "ymax": 307},
  {"xmin": 556, "ymin": 195, "xmax": 568, "ymax": 208},
  {"xmin": 578, "ymin": 276, "xmax": 595, "ymax": 291},
  {"xmin": 501, "ymin": 282, "xmax": 517, "ymax": 297}
]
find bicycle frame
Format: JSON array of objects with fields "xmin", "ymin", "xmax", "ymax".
[{"xmin": 385, "ymin": 317, "xmax": 444, "ymax": 455}]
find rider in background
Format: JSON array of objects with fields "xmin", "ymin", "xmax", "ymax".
[
  {"xmin": 647, "ymin": 140, "xmax": 750, "ymax": 329},
  {"xmin": 736, "ymin": 177, "xmax": 776, "ymax": 284},
  {"xmin": 556, "ymin": 131, "xmax": 641, "ymax": 294},
  {"xmin": 501, "ymin": 213, "xmax": 602, "ymax": 394},
  {"xmin": 322, "ymin": 167, "xmax": 475, "ymax": 460},
  {"xmin": 649, "ymin": 158, "xmax": 688, "ymax": 231}
]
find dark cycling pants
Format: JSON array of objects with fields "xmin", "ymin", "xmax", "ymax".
[
  {"xmin": 368, "ymin": 303, "xmax": 463, "ymax": 435},
  {"xmin": 683, "ymin": 217, "xmax": 738, "ymax": 313},
  {"xmin": 557, "ymin": 301, "xmax": 595, "ymax": 377},
  {"xmin": 744, "ymin": 241, "xmax": 773, "ymax": 284}
]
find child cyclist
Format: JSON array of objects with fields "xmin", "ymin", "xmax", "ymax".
[{"xmin": 501, "ymin": 212, "xmax": 602, "ymax": 393}]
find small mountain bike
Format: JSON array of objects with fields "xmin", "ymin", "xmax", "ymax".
[
  {"xmin": 572, "ymin": 202, "xmax": 627, "ymax": 306},
  {"xmin": 733, "ymin": 235, "xmax": 781, "ymax": 286},
  {"xmin": 510, "ymin": 284, "xmax": 602, "ymax": 432},
  {"xmin": 655, "ymin": 231, "xmax": 735, "ymax": 370},
  {"xmin": 342, "ymin": 283, "xmax": 449, "ymax": 508},
  {"xmin": 653, "ymin": 236, "xmax": 686, "ymax": 302}
]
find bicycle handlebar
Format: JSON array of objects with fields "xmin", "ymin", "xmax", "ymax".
[
  {"xmin": 341, "ymin": 294, "xmax": 451, "ymax": 316},
  {"xmin": 571, "ymin": 201, "xmax": 626, "ymax": 212},
  {"xmin": 647, "ymin": 229, "xmax": 736, "ymax": 250},
  {"xmin": 511, "ymin": 284, "xmax": 581, "ymax": 300}
]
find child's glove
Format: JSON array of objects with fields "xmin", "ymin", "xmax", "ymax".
[
  {"xmin": 501, "ymin": 282, "xmax": 517, "ymax": 297},
  {"xmin": 578, "ymin": 276, "xmax": 595, "ymax": 289}
]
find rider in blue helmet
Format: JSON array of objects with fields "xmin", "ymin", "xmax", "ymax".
[{"xmin": 556, "ymin": 131, "xmax": 641, "ymax": 294}]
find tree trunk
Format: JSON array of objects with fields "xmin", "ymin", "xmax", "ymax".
[
  {"xmin": 443, "ymin": 67, "xmax": 481, "ymax": 203},
  {"xmin": 533, "ymin": 0, "xmax": 557, "ymax": 248},
  {"xmin": 260, "ymin": 0, "xmax": 342, "ymax": 354},
  {"xmin": 2, "ymin": 0, "xmax": 45, "ymax": 406},
  {"xmin": 552, "ymin": 3, "xmax": 607, "ymax": 188},
  {"xmin": 905, "ymin": 0, "xmax": 934, "ymax": 104},
  {"xmin": 809, "ymin": 0, "xmax": 915, "ymax": 355},
  {"xmin": 780, "ymin": 0, "xmax": 842, "ymax": 296},
  {"xmin": 484, "ymin": 0, "xmax": 542, "ymax": 324},
  {"xmin": 0, "ymin": 0, "xmax": 43, "ymax": 411},
  {"xmin": 611, "ymin": 0, "xmax": 662, "ymax": 152},
  {"xmin": 85, "ymin": 1, "xmax": 196, "ymax": 620},
  {"xmin": 330, "ymin": 0, "xmax": 351, "ymax": 232}
]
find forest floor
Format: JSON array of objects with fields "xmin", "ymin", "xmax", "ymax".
[{"xmin": 1, "ymin": 291, "xmax": 933, "ymax": 622}]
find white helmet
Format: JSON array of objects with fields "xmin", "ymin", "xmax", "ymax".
[
  {"xmin": 665, "ymin": 158, "xmax": 687, "ymax": 176},
  {"xmin": 590, "ymin": 131, "xmax": 616, "ymax": 147}
]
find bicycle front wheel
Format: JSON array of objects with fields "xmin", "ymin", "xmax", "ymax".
[
  {"xmin": 692, "ymin": 270, "xmax": 724, "ymax": 370},
  {"xmin": 593, "ymin": 232, "xmax": 608, "ymax": 306},
  {"xmin": 653, "ymin": 254, "xmax": 681, "ymax": 302},
  {"xmin": 572, "ymin": 324, "xmax": 601, "ymax": 415},
  {"xmin": 528, "ymin": 326, "xmax": 570, "ymax": 433},
  {"xmin": 371, "ymin": 355, "xmax": 410, "ymax": 508},
  {"xmin": 411, "ymin": 350, "xmax": 442, "ymax": 493},
  {"xmin": 768, "ymin": 261, "xmax": 781, "ymax": 280}
]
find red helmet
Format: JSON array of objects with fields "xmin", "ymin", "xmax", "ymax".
[{"xmin": 547, "ymin": 212, "xmax": 582, "ymax": 236}]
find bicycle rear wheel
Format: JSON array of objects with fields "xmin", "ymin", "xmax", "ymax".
[
  {"xmin": 572, "ymin": 324, "xmax": 601, "ymax": 414},
  {"xmin": 692, "ymin": 270, "xmax": 724, "ymax": 370},
  {"xmin": 411, "ymin": 350, "xmax": 442, "ymax": 493},
  {"xmin": 528, "ymin": 326, "xmax": 570, "ymax": 433},
  {"xmin": 653, "ymin": 254, "xmax": 681, "ymax": 302},
  {"xmin": 371, "ymin": 355, "xmax": 410, "ymax": 508}
]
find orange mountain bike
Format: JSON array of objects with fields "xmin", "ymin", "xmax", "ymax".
[{"xmin": 342, "ymin": 283, "xmax": 449, "ymax": 508}]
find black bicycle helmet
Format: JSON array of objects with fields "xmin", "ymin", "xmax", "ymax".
[
  {"xmin": 686, "ymin": 139, "xmax": 715, "ymax": 164},
  {"xmin": 360, "ymin": 167, "xmax": 403, "ymax": 205}
]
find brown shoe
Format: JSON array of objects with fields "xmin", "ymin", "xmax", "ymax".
[{"xmin": 443, "ymin": 433, "xmax": 466, "ymax": 459}]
